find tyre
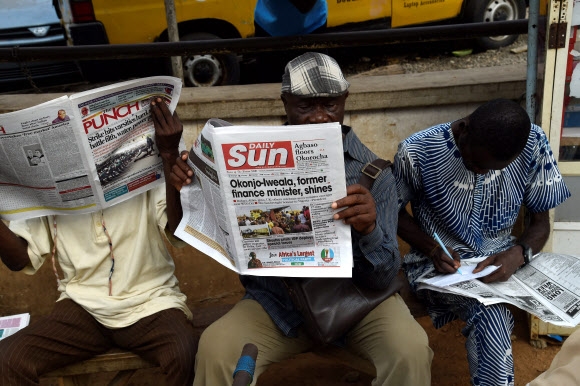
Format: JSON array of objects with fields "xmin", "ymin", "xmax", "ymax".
[
  {"xmin": 465, "ymin": 0, "xmax": 527, "ymax": 50},
  {"xmin": 180, "ymin": 32, "xmax": 240, "ymax": 87}
]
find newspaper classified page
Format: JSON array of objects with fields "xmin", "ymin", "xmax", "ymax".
[
  {"xmin": 514, "ymin": 253, "xmax": 580, "ymax": 326},
  {"xmin": 417, "ymin": 253, "xmax": 580, "ymax": 327},
  {"xmin": 0, "ymin": 76, "xmax": 181, "ymax": 220},
  {"xmin": 175, "ymin": 120, "xmax": 354, "ymax": 277}
]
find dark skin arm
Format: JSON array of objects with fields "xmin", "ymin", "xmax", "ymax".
[
  {"xmin": 397, "ymin": 207, "xmax": 461, "ymax": 273},
  {"xmin": 0, "ymin": 220, "xmax": 31, "ymax": 271},
  {"xmin": 331, "ymin": 184, "xmax": 376, "ymax": 236},
  {"xmin": 150, "ymin": 97, "xmax": 187, "ymax": 233},
  {"xmin": 474, "ymin": 210, "xmax": 550, "ymax": 283}
]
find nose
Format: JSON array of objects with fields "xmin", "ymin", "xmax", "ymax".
[{"xmin": 308, "ymin": 105, "xmax": 330, "ymax": 124}]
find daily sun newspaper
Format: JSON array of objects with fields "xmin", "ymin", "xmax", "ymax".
[
  {"xmin": 174, "ymin": 119, "xmax": 354, "ymax": 277},
  {"xmin": 417, "ymin": 252, "xmax": 580, "ymax": 327},
  {"xmin": 0, "ymin": 76, "xmax": 181, "ymax": 221}
]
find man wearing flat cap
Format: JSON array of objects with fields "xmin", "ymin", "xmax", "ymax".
[{"xmin": 181, "ymin": 52, "xmax": 433, "ymax": 385}]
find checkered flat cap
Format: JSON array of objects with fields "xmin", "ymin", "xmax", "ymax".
[{"xmin": 281, "ymin": 52, "xmax": 349, "ymax": 97}]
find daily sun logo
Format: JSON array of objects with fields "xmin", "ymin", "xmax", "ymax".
[{"xmin": 222, "ymin": 141, "xmax": 295, "ymax": 170}]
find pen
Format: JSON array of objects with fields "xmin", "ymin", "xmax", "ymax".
[{"xmin": 433, "ymin": 232, "xmax": 463, "ymax": 275}]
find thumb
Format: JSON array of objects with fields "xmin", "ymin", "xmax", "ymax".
[
  {"xmin": 473, "ymin": 256, "xmax": 493, "ymax": 273},
  {"xmin": 451, "ymin": 250, "xmax": 461, "ymax": 268}
]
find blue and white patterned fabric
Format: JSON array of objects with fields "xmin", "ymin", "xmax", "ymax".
[
  {"xmin": 393, "ymin": 121, "xmax": 570, "ymax": 386},
  {"xmin": 395, "ymin": 122, "xmax": 570, "ymax": 269}
]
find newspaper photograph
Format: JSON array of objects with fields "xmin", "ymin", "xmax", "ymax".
[
  {"xmin": 417, "ymin": 253, "xmax": 580, "ymax": 327},
  {"xmin": 0, "ymin": 76, "xmax": 181, "ymax": 220},
  {"xmin": 175, "ymin": 119, "xmax": 354, "ymax": 277}
]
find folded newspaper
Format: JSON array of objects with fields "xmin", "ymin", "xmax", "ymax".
[
  {"xmin": 0, "ymin": 76, "xmax": 182, "ymax": 221},
  {"xmin": 417, "ymin": 252, "xmax": 580, "ymax": 327},
  {"xmin": 0, "ymin": 313, "xmax": 30, "ymax": 341},
  {"xmin": 175, "ymin": 119, "xmax": 354, "ymax": 277}
]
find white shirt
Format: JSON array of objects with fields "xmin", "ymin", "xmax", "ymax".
[{"xmin": 10, "ymin": 185, "xmax": 191, "ymax": 328}]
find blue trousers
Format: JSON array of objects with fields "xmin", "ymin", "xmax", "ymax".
[{"xmin": 422, "ymin": 290, "xmax": 515, "ymax": 386}]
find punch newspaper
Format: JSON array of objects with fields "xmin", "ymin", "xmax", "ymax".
[
  {"xmin": 0, "ymin": 76, "xmax": 181, "ymax": 220},
  {"xmin": 175, "ymin": 119, "xmax": 353, "ymax": 277}
]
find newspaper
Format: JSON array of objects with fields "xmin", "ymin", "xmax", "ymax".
[
  {"xmin": 175, "ymin": 119, "xmax": 354, "ymax": 277},
  {"xmin": 417, "ymin": 253, "xmax": 580, "ymax": 327},
  {"xmin": 0, "ymin": 313, "xmax": 30, "ymax": 341},
  {"xmin": 0, "ymin": 76, "xmax": 181, "ymax": 221}
]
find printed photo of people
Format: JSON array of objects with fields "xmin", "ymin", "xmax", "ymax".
[
  {"xmin": 23, "ymin": 145, "xmax": 46, "ymax": 166},
  {"xmin": 237, "ymin": 204, "xmax": 312, "ymax": 238},
  {"xmin": 96, "ymin": 134, "xmax": 158, "ymax": 186},
  {"xmin": 247, "ymin": 252, "xmax": 263, "ymax": 269},
  {"xmin": 199, "ymin": 133, "xmax": 214, "ymax": 162},
  {"xmin": 52, "ymin": 109, "xmax": 70, "ymax": 124}
]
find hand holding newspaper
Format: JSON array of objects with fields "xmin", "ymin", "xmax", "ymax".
[
  {"xmin": 174, "ymin": 119, "xmax": 354, "ymax": 277},
  {"xmin": 0, "ymin": 76, "xmax": 182, "ymax": 221},
  {"xmin": 417, "ymin": 252, "xmax": 580, "ymax": 327}
]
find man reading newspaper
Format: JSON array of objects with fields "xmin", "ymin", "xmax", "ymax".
[
  {"xmin": 0, "ymin": 99, "xmax": 197, "ymax": 385},
  {"xmin": 393, "ymin": 99, "xmax": 571, "ymax": 386},
  {"xmin": 169, "ymin": 52, "xmax": 433, "ymax": 386}
]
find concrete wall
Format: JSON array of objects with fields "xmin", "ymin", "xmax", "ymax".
[{"xmin": 0, "ymin": 65, "xmax": 526, "ymax": 318}]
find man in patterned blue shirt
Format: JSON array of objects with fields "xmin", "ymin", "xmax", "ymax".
[
  {"xmin": 393, "ymin": 99, "xmax": 571, "ymax": 386},
  {"xmin": 177, "ymin": 52, "xmax": 433, "ymax": 385}
]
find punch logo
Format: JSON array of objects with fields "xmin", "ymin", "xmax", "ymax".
[
  {"xmin": 223, "ymin": 141, "xmax": 295, "ymax": 170},
  {"xmin": 0, "ymin": 125, "xmax": 5, "ymax": 135},
  {"xmin": 82, "ymin": 102, "xmax": 141, "ymax": 134}
]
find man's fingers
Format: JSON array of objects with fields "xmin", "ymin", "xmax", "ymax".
[
  {"xmin": 434, "ymin": 259, "xmax": 457, "ymax": 274},
  {"xmin": 479, "ymin": 267, "xmax": 505, "ymax": 283},
  {"xmin": 151, "ymin": 97, "xmax": 173, "ymax": 133},
  {"xmin": 332, "ymin": 184, "xmax": 369, "ymax": 209},
  {"xmin": 333, "ymin": 202, "xmax": 361, "ymax": 219},
  {"xmin": 171, "ymin": 164, "xmax": 191, "ymax": 183}
]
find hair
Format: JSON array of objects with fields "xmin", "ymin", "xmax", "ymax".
[{"xmin": 466, "ymin": 98, "xmax": 531, "ymax": 161}]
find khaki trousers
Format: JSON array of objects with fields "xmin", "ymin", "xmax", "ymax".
[
  {"xmin": 528, "ymin": 329, "xmax": 580, "ymax": 386},
  {"xmin": 194, "ymin": 294, "xmax": 433, "ymax": 386}
]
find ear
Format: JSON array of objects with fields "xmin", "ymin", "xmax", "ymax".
[{"xmin": 457, "ymin": 118, "xmax": 468, "ymax": 133}]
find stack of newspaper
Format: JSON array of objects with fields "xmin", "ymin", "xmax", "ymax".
[{"xmin": 417, "ymin": 252, "xmax": 580, "ymax": 327}]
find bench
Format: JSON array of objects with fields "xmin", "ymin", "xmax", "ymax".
[{"xmin": 42, "ymin": 277, "xmax": 426, "ymax": 385}]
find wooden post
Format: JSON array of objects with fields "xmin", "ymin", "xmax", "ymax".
[{"xmin": 163, "ymin": 0, "xmax": 184, "ymax": 82}]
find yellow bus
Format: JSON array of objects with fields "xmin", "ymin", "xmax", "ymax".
[{"xmin": 60, "ymin": 0, "xmax": 526, "ymax": 86}]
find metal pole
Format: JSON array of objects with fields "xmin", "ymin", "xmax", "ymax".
[
  {"xmin": 0, "ymin": 20, "xmax": 530, "ymax": 62},
  {"xmin": 164, "ymin": 0, "xmax": 184, "ymax": 82},
  {"xmin": 527, "ymin": 0, "xmax": 540, "ymax": 122}
]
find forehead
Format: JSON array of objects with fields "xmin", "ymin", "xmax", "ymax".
[{"xmin": 286, "ymin": 94, "xmax": 344, "ymax": 104}]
